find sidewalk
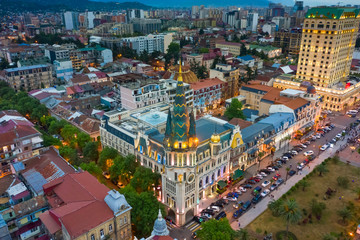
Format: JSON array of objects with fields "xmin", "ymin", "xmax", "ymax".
[{"xmin": 230, "ymin": 138, "xmax": 347, "ymax": 230}]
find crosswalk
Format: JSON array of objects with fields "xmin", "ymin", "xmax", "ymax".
[
  {"xmin": 166, "ymin": 221, "xmax": 176, "ymax": 230},
  {"xmin": 184, "ymin": 221, "xmax": 202, "ymax": 233}
]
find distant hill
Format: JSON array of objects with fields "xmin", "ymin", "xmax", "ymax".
[
  {"xmin": 0, "ymin": 0, "xmax": 152, "ymax": 13},
  {"xmin": 96, "ymin": 0, "xmax": 271, "ymax": 7}
]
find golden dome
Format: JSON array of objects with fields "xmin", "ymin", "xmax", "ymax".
[
  {"xmin": 163, "ymin": 65, "xmax": 199, "ymax": 83},
  {"xmin": 211, "ymin": 133, "xmax": 221, "ymax": 143}
]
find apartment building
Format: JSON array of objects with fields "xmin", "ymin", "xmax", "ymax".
[
  {"xmin": 274, "ymin": 28, "xmax": 302, "ymax": 54},
  {"xmin": 40, "ymin": 172, "xmax": 132, "ymax": 240},
  {"xmin": 44, "ymin": 46, "xmax": 70, "ymax": 63},
  {"xmin": 215, "ymin": 41, "xmax": 241, "ymax": 56},
  {"xmin": 190, "ymin": 77, "xmax": 224, "ymax": 110},
  {"xmin": 120, "ymin": 33, "xmax": 173, "ymax": 54},
  {"xmin": 131, "ymin": 18, "xmax": 162, "ymax": 34},
  {"xmin": 209, "ymin": 64, "xmax": 240, "ymax": 99},
  {"xmin": 0, "ymin": 64, "xmax": 53, "ymax": 92}
]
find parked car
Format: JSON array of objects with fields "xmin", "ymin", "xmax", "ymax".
[
  {"xmin": 223, "ymin": 196, "xmax": 237, "ymax": 202},
  {"xmin": 252, "ymin": 186, "xmax": 262, "ymax": 195},
  {"xmin": 336, "ymin": 133, "xmax": 342, "ymax": 138},
  {"xmin": 288, "ymin": 170, "xmax": 296, "ymax": 176},
  {"xmin": 276, "ymin": 178, "xmax": 284, "ymax": 185},
  {"xmin": 261, "ymin": 189, "xmax": 271, "ymax": 197},
  {"xmin": 272, "ymin": 173, "xmax": 281, "ymax": 181},
  {"xmin": 208, "ymin": 206, "xmax": 220, "ymax": 212},
  {"xmin": 242, "ymin": 201, "xmax": 252, "ymax": 211},
  {"xmin": 233, "ymin": 209, "xmax": 244, "ymax": 219},
  {"xmin": 281, "ymin": 156, "xmax": 289, "ymax": 161},
  {"xmin": 297, "ymin": 163, "xmax": 305, "ymax": 170},
  {"xmin": 262, "ymin": 180, "xmax": 270, "ymax": 187},
  {"xmin": 331, "ymin": 138, "xmax": 337, "ymax": 143},
  {"xmin": 246, "ymin": 179, "xmax": 257, "ymax": 184},
  {"xmin": 255, "ymin": 174, "xmax": 263, "ymax": 179},
  {"xmin": 304, "ymin": 150, "xmax": 314, "ymax": 156},
  {"xmin": 215, "ymin": 211, "xmax": 226, "ymax": 220},
  {"xmin": 239, "ymin": 186, "xmax": 247, "ymax": 192},
  {"xmin": 283, "ymin": 153, "xmax": 293, "ymax": 159},
  {"xmin": 193, "ymin": 216, "xmax": 207, "ymax": 224},
  {"xmin": 291, "ymin": 150, "xmax": 298, "ymax": 155},
  {"xmin": 201, "ymin": 209, "xmax": 215, "ymax": 216},
  {"xmin": 241, "ymin": 184, "xmax": 253, "ymax": 189},
  {"xmin": 299, "ymin": 144, "xmax": 307, "ymax": 148},
  {"xmin": 249, "ymin": 177, "xmax": 261, "ymax": 182},
  {"xmin": 267, "ymin": 167, "xmax": 275, "ymax": 172},
  {"xmin": 259, "ymin": 172, "xmax": 267, "ymax": 177},
  {"xmin": 270, "ymin": 184, "xmax": 278, "ymax": 191},
  {"xmin": 316, "ymin": 134, "xmax": 321, "ymax": 139},
  {"xmin": 252, "ymin": 194, "xmax": 262, "ymax": 204},
  {"xmin": 320, "ymin": 144, "xmax": 330, "ymax": 151},
  {"xmin": 233, "ymin": 201, "xmax": 244, "ymax": 209}
]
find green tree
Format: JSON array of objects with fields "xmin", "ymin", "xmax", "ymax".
[
  {"xmin": 80, "ymin": 161, "xmax": 102, "ymax": 177},
  {"xmin": 76, "ymin": 132, "xmax": 91, "ymax": 150},
  {"xmin": 298, "ymin": 179, "xmax": 310, "ymax": 191},
  {"xmin": 0, "ymin": 58, "xmax": 10, "ymax": 70},
  {"xmin": 221, "ymin": 55, "xmax": 227, "ymax": 64},
  {"xmin": 130, "ymin": 166, "xmax": 161, "ymax": 193},
  {"xmin": 268, "ymin": 199, "xmax": 283, "ymax": 217},
  {"xmin": 167, "ymin": 42, "xmax": 180, "ymax": 57},
  {"xmin": 336, "ymin": 176, "xmax": 349, "ymax": 188},
  {"xmin": 60, "ymin": 124, "xmax": 79, "ymax": 146},
  {"xmin": 42, "ymin": 134, "xmax": 62, "ymax": 147},
  {"xmin": 310, "ymin": 199, "xmax": 326, "ymax": 218},
  {"xmin": 224, "ymin": 98, "xmax": 245, "ymax": 120},
  {"xmin": 315, "ymin": 164, "xmax": 328, "ymax": 177},
  {"xmin": 121, "ymin": 187, "xmax": 166, "ymax": 238},
  {"xmin": 211, "ymin": 55, "xmax": 220, "ymax": 69},
  {"xmin": 240, "ymin": 44, "xmax": 247, "ymax": 56},
  {"xmin": 139, "ymin": 50, "xmax": 150, "ymax": 63},
  {"xmin": 98, "ymin": 147, "xmax": 118, "ymax": 171},
  {"xmin": 235, "ymin": 228, "xmax": 250, "ymax": 240},
  {"xmin": 199, "ymin": 47, "xmax": 209, "ymax": 53},
  {"xmin": 83, "ymin": 141, "xmax": 99, "ymax": 163},
  {"xmin": 285, "ymin": 167, "xmax": 291, "ymax": 182},
  {"xmin": 199, "ymin": 29, "xmax": 204, "ymax": 35},
  {"xmin": 337, "ymin": 207, "xmax": 353, "ymax": 225},
  {"xmin": 48, "ymin": 119, "xmax": 68, "ymax": 135},
  {"xmin": 197, "ymin": 218, "xmax": 235, "ymax": 240},
  {"xmin": 196, "ymin": 65, "xmax": 208, "ymax": 79},
  {"xmin": 280, "ymin": 199, "xmax": 302, "ymax": 240},
  {"xmin": 59, "ymin": 146, "xmax": 78, "ymax": 164}
]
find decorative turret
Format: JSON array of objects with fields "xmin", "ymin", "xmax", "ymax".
[
  {"xmin": 164, "ymin": 61, "xmax": 198, "ymax": 151},
  {"xmin": 151, "ymin": 209, "xmax": 169, "ymax": 236}
]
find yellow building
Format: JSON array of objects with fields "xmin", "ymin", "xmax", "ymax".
[
  {"xmin": 274, "ymin": 7, "xmax": 360, "ymax": 111},
  {"xmin": 215, "ymin": 41, "xmax": 242, "ymax": 56}
]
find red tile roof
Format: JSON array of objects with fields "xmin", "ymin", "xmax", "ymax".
[
  {"xmin": 41, "ymin": 172, "xmax": 113, "ymax": 238},
  {"xmin": 190, "ymin": 77, "xmax": 224, "ymax": 91}
]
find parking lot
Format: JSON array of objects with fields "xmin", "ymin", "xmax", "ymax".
[{"xmin": 169, "ymin": 111, "xmax": 357, "ymax": 240}]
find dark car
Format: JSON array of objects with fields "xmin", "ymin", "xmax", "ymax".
[
  {"xmin": 283, "ymin": 153, "xmax": 293, "ymax": 159},
  {"xmin": 201, "ymin": 209, "xmax": 215, "ymax": 216},
  {"xmin": 260, "ymin": 169, "xmax": 271, "ymax": 174},
  {"xmin": 252, "ymin": 194, "xmax": 262, "ymax": 204},
  {"xmin": 246, "ymin": 179, "xmax": 257, "ymax": 184},
  {"xmin": 276, "ymin": 178, "xmax": 284, "ymax": 185},
  {"xmin": 252, "ymin": 186, "xmax": 262, "ymax": 195},
  {"xmin": 233, "ymin": 209, "xmax": 244, "ymax": 218},
  {"xmin": 288, "ymin": 170, "xmax": 296, "ymax": 176},
  {"xmin": 273, "ymin": 166, "xmax": 279, "ymax": 170},
  {"xmin": 193, "ymin": 216, "xmax": 206, "ymax": 224},
  {"xmin": 215, "ymin": 211, "xmax": 226, "ymax": 220},
  {"xmin": 242, "ymin": 201, "xmax": 252, "ymax": 211},
  {"xmin": 241, "ymin": 184, "xmax": 253, "ymax": 189}
]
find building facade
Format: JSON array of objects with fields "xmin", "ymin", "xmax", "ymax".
[
  {"xmin": 120, "ymin": 33, "xmax": 173, "ymax": 54},
  {"xmin": 274, "ymin": 28, "xmax": 302, "ymax": 54},
  {"xmin": 1, "ymin": 65, "xmax": 53, "ymax": 92},
  {"xmin": 209, "ymin": 64, "xmax": 240, "ymax": 99}
]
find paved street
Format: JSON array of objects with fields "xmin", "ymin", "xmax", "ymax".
[{"xmin": 169, "ymin": 111, "xmax": 357, "ymax": 240}]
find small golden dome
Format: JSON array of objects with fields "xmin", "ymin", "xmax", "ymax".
[{"xmin": 211, "ymin": 134, "xmax": 221, "ymax": 143}]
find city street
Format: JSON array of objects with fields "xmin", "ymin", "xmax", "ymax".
[{"xmin": 169, "ymin": 111, "xmax": 357, "ymax": 240}]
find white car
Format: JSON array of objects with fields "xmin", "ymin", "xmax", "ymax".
[
  {"xmin": 320, "ymin": 144, "xmax": 329, "ymax": 151},
  {"xmin": 329, "ymin": 143, "xmax": 334, "ymax": 148},
  {"xmin": 297, "ymin": 163, "xmax": 305, "ymax": 170},
  {"xmin": 300, "ymin": 144, "xmax": 307, "ymax": 148},
  {"xmin": 304, "ymin": 150, "xmax": 314, "ymax": 156},
  {"xmin": 336, "ymin": 133, "xmax": 342, "ymax": 138},
  {"xmin": 262, "ymin": 180, "xmax": 270, "ymax": 187},
  {"xmin": 281, "ymin": 156, "xmax": 289, "ymax": 161},
  {"xmin": 261, "ymin": 189, "xmax": 270, "ymax": 197},
  {"xmin": 260, "ymin": 172, "xmax": 267, "ymax": 176},
  {"xmin": 208, "ymin": 206, "xmax": 220, "ymax": 212},
  {"xmin": 291, "ymin": 150, "xmax": 298, "ymax": 155},
  {"xmin": 267, "ymin": 167, "xmax": 275, "ymax": 172},
  {"xmin": 239, "ymin": 187, "xmax": 247, "ymax": 192},
  {"xmin": 223, "ymin": 196, "xmax": 237, "ymax": 202},
  {"xmin": 255, "ymin": 174, "xmax": 263, "ymax": 179},
  {"xmin": 316, "ymin": 134, "xmax": 321, "ymax": 139}
]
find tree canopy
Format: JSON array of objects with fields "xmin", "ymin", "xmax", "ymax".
[
  {"xmin": 197, "ymin": 218, "xmax": 236, "ymax": 240},
  {"xmin": 224, "ymin": 98, "xmax": 246, "ymax": 120}
]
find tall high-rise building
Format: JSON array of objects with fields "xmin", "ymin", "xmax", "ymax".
[
  {"xmin": 246, "ymin": 13, "xmax": 258, "ymax": 32},
  {"xmin": 63, "ymin": 11, "xmax": 79, "ymax": 30},
  {"xmin": 296, "ymin": 7, "xmax": 359, "ymax": 88},
  {"xmin": 274, "ymin": 7, "xmax": 360, "ymax": 111},
  {"xmin": 293, "ymin": 1, "xmax": 304, "ymax": 12}
]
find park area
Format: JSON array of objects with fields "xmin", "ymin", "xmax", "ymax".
[{"xmin": 246, "ymin": 157, "xmax": 360, "ymax": 240}]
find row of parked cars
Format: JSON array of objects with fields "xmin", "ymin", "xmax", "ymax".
[{"xmin": 232, "ymin": 177, "xmax": 285, "ymax": 219}]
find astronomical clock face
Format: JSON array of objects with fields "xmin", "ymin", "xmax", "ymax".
[{"xmin": 187, "ymin": 173, "xmax": 195, "ymax": 184}]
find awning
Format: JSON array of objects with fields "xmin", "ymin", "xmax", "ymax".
[
  {"xmin": 217, "ymin": 180, "xmax": 227, "ymax": 189},
  {"xmin": 264, "ymin": 139, "xmax": 272, "ymax": 145},
  {"xmin": 248, "ymin": 148, "xmax": 259, "ymax": 155},
  {"xmin": 233, "ymin": 169, "xmax": 244, "ymax": 180}
]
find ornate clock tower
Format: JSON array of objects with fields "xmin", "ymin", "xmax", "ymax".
[{"xmin": 162, "ymin": 62, "xmax": 199, "ymax": 225}]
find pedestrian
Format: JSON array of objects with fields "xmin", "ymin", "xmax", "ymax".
[{"xmin": 238, "ymin": 222, "xmax": 241, "ymax": 228}]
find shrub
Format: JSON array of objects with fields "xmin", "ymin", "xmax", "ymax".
[
  {"xmin": 337, "ymin": 176, "xmax": 349, "ymax": 188},
  {"xmin": 276, "ymin": 231, "xmax": 298, "ymax": 240}
]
